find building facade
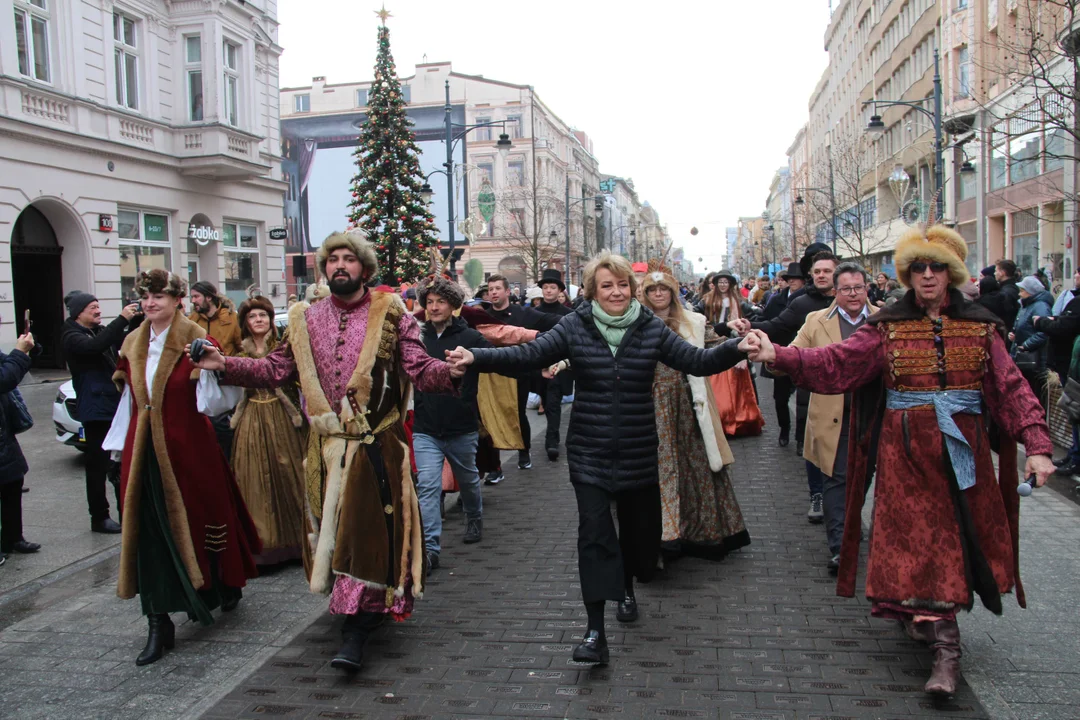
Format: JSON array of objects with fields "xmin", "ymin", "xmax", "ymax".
[{"xmin": 1, "ymin": 0, "xmax": 286, "ymax": 363}]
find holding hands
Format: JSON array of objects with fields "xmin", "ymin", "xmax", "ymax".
[
  {"xmin": 738, "ymin": 330, "xmax": 776, "ymax": 364},
  {"xmin": 445, "ymin": 346, "xmax": 474, "ymax": 378},
  {"xmin": 185, "ymin": 341, "xmax": 226, "ymax": 371},
  {"xmin": 727, "ymin": 318, "xmax": 752, "ymax": 336}
]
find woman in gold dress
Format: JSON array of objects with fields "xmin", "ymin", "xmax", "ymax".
[
  {"xmin": 641, "ymin": 264, "xmax": 750, "ymax": 559},
  {"xmin": 229, "ymin": 295, "xmax": 306, "ymax": 565}
]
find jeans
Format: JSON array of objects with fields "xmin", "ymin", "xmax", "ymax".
[
  {"xmin": 413, "ymin": 432, "xmax": 482, "ymax": 557},
  {"xmin": 1069, "ymin": 424, "xmax": 1080, "ymax": 466},
  {"xmin": 806, "ymin": 460, "xmax": 823, "ymax": 497},
  {"xmin": 822, "ymin": 433, "xmax": 849, "ymax": 556}
]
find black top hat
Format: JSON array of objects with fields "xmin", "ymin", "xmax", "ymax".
[
  {"xmin": 780, "ymin": 262, "xmax": 803, "ymax": 280},
  {"xmin": 539, "ymin": 268, "xmax": 565, "ymax": 290},
  {"xmin": 799, "ymin": 242, "xmax": 833, "ymax": 276}
]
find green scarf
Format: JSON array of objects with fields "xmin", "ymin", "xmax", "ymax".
[{"xmin": 591, "ymin": 299, "xmax": 642, "ymax": 356}]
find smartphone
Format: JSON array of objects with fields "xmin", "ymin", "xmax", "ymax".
[{"xmin": 22, "ymin": 309, "xmax": 31, "ymax": 333}]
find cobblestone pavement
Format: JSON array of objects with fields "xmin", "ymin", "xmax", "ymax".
[{"xmin": 2, "ymin": 377, "xmax": 1078, "ymax": 719}]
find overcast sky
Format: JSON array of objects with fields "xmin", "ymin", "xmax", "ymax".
[{"xmin": 278, "ymin": 1, "xmax": 832, "ymax": 274}]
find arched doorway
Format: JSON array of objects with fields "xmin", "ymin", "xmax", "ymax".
[
  {"xmin": 11, "ymin": 206, "xmax": 65, "ymax": 368},
  {"xmin": 497, "ymin": 255, "xmax": 527, "ymax": 295}
]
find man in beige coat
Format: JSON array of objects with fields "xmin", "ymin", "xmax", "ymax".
[{"xmin": 790, "ymin": 262, "xmax": 876, "ymax": 573}]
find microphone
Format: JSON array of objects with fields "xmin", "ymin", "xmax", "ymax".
[{"xmin": 1017, "ymin": 474, "xmax": 1038, "ymax": 497}]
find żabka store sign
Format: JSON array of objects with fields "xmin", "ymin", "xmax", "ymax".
[{"xmin": 187, "ymin": 213, "xmax": 220, "ymax": 246}]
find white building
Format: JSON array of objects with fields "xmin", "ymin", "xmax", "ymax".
[{"xmin": 0, "ymin": 0, "xmax": 286, "ymax": 365}]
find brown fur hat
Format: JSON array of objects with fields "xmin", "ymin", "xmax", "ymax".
[
  {"xmin": 237, "ymin": 295, "xmax": 276, "ymax": 339},
  {"xmin": 894, "ymin": 225, "xmax": 970, "ymax": 289},
  {"xmin": 416, "ymin": 275, "xmax": 466, "ymax": 309},
  {"xmin": 134, "ymin": 268, "xmax": 186, "ymax": 298},
  {"xmin": 316, "ymin": 229, "xmax": 378, "ymax": 281}
]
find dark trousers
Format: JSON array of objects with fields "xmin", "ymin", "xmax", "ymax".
[
  {"xmin": 211, "ymin": 412, "xmax": 235, "ymax": 461},
  {"xmin": 573, "ymin": 482, "xmax": 661, "ymax": 603},
  {"xmin": 82, "ymin": 420, "xmax": 114, "ymax": 522},
  {"xmin": 822, "ymin": 433, "xmax": 849, "ymax": 556},
  {"xmin": 0, "ymin": 477, "xmax": 25, "ymax": 552},
  {"xmin": 342, "ymin": 611, "xmax": 385, "ymax": 641},
  {"xmin": 517, "ymin": 380, "xmax": 531, "ymax": 452},
  {"xmin": 543, "ymin": 379, "xmax": 564, "ymax": 450},
  {"xmin": 795, "ymin": 388, "xmax": 810, "ymax": 443},
  {"xmin": 772, "ymin": 375, "xmax": 793, "ymax": 436}
]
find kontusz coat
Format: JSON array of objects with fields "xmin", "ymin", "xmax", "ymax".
[{"xmin": 469, "ymin": 301, "xmax": 744, "ymax": 492}]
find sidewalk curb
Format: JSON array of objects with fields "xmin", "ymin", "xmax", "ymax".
[
  {"xmin": 962, "ymin": 664, "xmax": 1020, "ymax": 720},
  {"xmin": 176, "ymin": 601, "xmax": 330, "ymax": 720},
  {"xmin": 0, "ymin": 543, "xmax": 120, "ymax": 611}
]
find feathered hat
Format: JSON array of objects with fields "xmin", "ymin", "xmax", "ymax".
[
  {"xmin": 893, "ymin": 191, "xmax": 969, "ymax": 289},
  {"xmin": 415, "ymin": 246, "xmax": 465, "ymax": 308},
  {"xmin": 639, "ymin": 242, "xmax": 679, "ymax": 297}
]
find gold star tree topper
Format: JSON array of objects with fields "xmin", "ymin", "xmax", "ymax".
[{"xmin": 375, "ymin": 5, "xmax": 392, "ymax": 25}]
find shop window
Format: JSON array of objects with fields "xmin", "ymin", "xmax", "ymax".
[
  {"xmin": 222, "ymin": 222, "xmax": 260, "ymax": 306},
  {"xmin": 118, "ymin": 208, "xmax": 170, "ymax": 302}
]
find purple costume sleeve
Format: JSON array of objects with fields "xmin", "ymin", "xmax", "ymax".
[
  {"xmin": 221, "ymin": 343, "xmax": 297, "ymax": 388},
  {"xmin": 770, "ymin": 324, "xmax": 887, "ymax": 394},
  {"xmin": 397, "ymin": 312, "xmax": 455, "ymax": 394}
]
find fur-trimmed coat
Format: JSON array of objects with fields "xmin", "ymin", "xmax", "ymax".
[
  {"xmin": 112, "ymin": 311, "xmax": 260, "ymax": 599},
  {"xmin": 678, "ymin": 311, "xmax": 735, "ymax": 473}
]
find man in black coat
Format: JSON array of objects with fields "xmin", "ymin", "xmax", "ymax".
[
  {"xmin": 412, "ymin": 276, "xmax": 490, "ymax": 573},
  {"xmin": 758, "ymin": 262, "xmax": 805, "ymax": 447},
  {"xmin": 728, "ymin": 245, "xmax": 837, "ymax": 524},
  {"xmin": 483, "ymin": 274, "xmax": 558, "ymax": 474},
  {"xmin": 536, "ymin": 269, "xmax": 573, "ymax": 461},
  {"xmin": 1033, "ymin": 270, "xmax": 1080, "ymax": 475},
  {"xmin": 60, "ymin": 292, "xmax": 140, "ymax": 534},
  {"xmin": 994, "ymin": 259, "xmax": 1022, "ymax": 333}
]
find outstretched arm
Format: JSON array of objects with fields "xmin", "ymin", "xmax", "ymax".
[
  {"xmin": 768, "ymin": 324, "xmax": 886, "ymax": 394},
  {"xmin": 218, "ymin": 343, "xmax": 298, "ymax": 388},
  {"xmin": 658, "ymin": 327, "xmax": 745, "ymax": 376},
  {"xmin": 466, "ymin": 322, "xmax": 570, "ymax": 373},
  {"xmin": 398, "ymin": 313, "xmax": 458, "ymax": 392}
]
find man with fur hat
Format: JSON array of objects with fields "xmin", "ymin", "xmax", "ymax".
[
  {"xmin": 742, "ymin": 224, "xmax": 1054, "ymax": 698},
  {"xmin": 190, "ymin": 230, "xmax": 464, "ymax": 673},
  {"xmin": 412, "ymin": 275, "xmax": 489, "ymax": 571}
]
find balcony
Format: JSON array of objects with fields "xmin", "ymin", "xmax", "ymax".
[{"xmin": 176, "ymin": 126, "xmax": 271, "ymax": 180}]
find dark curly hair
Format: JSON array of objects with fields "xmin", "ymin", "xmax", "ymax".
[{"xmin": 134, "ymin": 268, "xmax": 186, "ymax": 298}]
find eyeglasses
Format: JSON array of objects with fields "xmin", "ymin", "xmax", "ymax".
[
  {"xmin": 910, "ymin": 261, "xmax": 948, "ymax": 274},
  {"xmin": 837, "ymin": 285, "xmax": 866, "ymax": 296}
]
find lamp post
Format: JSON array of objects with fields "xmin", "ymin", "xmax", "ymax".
[
  {"xmin": 863, "ymin": 50, "xmax": 944, "ymax": 222},
  {"xmin": 794, "ymin": 182, "xmax": 839, "ymax": 254},
  {"xmin": 565, "ymin": 177, "xmax": 606, "ymax": 283},
  {"xmin": 423, "ymin": 80, "xmax": 512, "ymax": 276}
]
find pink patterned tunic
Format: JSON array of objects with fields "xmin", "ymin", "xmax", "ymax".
[{"xmin": 222, "ymin": 291, "xmax": 454, "ymax": 617}]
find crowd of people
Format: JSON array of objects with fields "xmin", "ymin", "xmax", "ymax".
[{"xmin": 0, "ymin": 220, "xmax": 1061, "ymax": 701}]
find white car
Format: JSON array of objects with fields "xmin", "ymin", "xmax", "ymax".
[{"xmin": 53, "ymin": 380, "xmax": 87, "ymax": 451}]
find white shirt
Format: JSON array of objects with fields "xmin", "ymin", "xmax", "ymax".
[
  {"xmin": 145, "ymin": 325, "xmax": 170, "ymax": 401},
  {"xmin": 836, "ymin": 304, "xmax": 870, "ymax": 325}
]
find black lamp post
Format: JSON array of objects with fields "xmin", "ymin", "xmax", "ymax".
[{"xmin": 565, "ymin": 177, "xmax": 607, "ymax": 282}]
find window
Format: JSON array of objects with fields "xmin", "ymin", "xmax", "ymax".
[
  {"xmin": 958, "ymin": 223, "xmax": 978, "ymax": 275},
  {"xmin": 222, "ymin": 222, "xmax": 260, "ymax": 306},
  {"xmin": 185, "ymin": 35, "xmax": 203, "ymax": 121},
  {"xmin": 990, "ymin": 135, "xmax": 1008, "ymax": 190},
  {"xmin": 476, "ymin": 161, "xmax": 494, "ymax": 184},
  {"xmin": 14, "ymin": 0, "xmax": 50, "ymax": 83},
  {"xmin": 509, "ymin": 208, "xmax": 526, "ymax": 233},
  {"xmin": 223, "ymin": 41, "xmax": 240, "ymax": 126},
  {"xmin": 401, "ymin": 85, "xmax": 411, "ymax": 103},
  {"xmin": 474, "ymin": 116, "xmax": 492, "ymax": 142},
  {"xmin": 356, "ymin": 88, "xmax": 368, "ymax": 106},
  {"xmin": 1046, "ymin": 128, "xmax": 1065, "ymax": 173},
  {"xmin": 957, "ymin": 46, "xmax": 971, "ymax": 99},
  {"xmin": 506, "ymin": 115, "xmax": 522, "ymax": 139},
  {"xmin": 113, "ymin": 12, "xmax": 139, "ymax": 110},
  {"xmin": 118, "ymin": 208, "xmax": 170, "ymax": 302},
  {"xmin": 1012, "ymin": 211, "xmax": 1039, "ymax": 276},
  {"xmin": 294, "ymin": 94, "xmax": 310, "ymax": 113},
  {"xmin": 959, "ymin": 144, "xmax": 979, "ymax": 201},
  {"xmin": 507, "ymin": 159, "xmax": 524, "ymax": 187}
]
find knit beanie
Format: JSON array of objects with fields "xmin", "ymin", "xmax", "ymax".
[
  {"xmin": 980, "ymin": 266, "xmax": 996, "ymax": 278},
  {"xmin": 1018, "ymin": 276, "xmax": 1045, "ymax": 296},
  {"xmin": 65, "ymin": 291, "xmax": 97, "ymax": 318}
]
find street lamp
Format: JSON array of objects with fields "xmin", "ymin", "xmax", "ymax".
[
  {"xmin": 863, "ymin": 50, "xmax": 944, "ymax": 223},
  {"xmin": 427, "ymin": 80, "xmax": 513, "ymax": 275},
  {"xmin": 420, "ymin": 182, "xmax": 434, "ymax": 204},
  {"xmin": 565, "ymin": 178, "xmax": 607, "ymax": 283},
  {"xmin": 887, "ymin": 164, "xmax": 911, "ymax": 214}
]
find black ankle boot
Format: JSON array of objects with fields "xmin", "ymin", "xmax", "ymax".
[
  {"xmin": 330, "ymin": 613, "xmax": 384, "ymax": 672},
  {"xmin": 136, "ymin": 614, "xmax": 175, "ymax": 666},
  {"xmin": 572, "ymin": 630, "xmax": 609, "ymax": 664},
  {"xmin": 616, "ymin": 592, "xmax": 638, "ymax": 623}
]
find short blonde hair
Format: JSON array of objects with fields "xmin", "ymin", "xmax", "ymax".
[{"xmin": 581, "ymin": 250, "xmax": 637, "ymax": 300}]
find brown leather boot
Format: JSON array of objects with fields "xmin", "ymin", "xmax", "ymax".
[{"xmin": 924, "ymin": 620, "xmax": 962, "ymax": 696}]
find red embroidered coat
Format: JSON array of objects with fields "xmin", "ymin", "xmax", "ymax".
[{"xmin": 773, "ymin": 311, "xmax": 1052, "ymax": 611}]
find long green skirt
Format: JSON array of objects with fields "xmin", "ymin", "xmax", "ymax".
[{"xmin": 136, "ymin": 450, "xmax": 240, "ymax": 625}]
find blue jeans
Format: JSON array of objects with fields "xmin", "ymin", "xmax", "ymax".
[
  {"xmin": 413, "ymin": 432, "xmax": 482, "ymax": 557},
  {"xmin": 806, "ymin": 460, "xmax": 823, "ymax": 497}
]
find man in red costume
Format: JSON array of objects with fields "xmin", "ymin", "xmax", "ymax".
[{"xmin": 742, "ymin": 224, "xmax": 1055, "ymax": 697}]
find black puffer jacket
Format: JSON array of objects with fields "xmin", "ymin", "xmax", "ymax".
[
  {"xmin": 0, "ymin": 349, "xmax": 33, "ymax": 483},
  {"xmin": 470, "ymin": 301, "xmax": 744, "ymax": 492}
]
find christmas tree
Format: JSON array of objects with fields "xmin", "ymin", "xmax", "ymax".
[{"xmin": 347, "ymin": 15, "xmax": 438, "ymax": 284}]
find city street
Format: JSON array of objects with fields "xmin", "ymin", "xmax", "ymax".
[{"xmin": 0, "ymin": 376, "xmax": 1078, "ymax": 719}]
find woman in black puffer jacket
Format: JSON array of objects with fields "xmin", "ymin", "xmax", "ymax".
[
  {"xmin": 0, "ymin": 329, "xmax": 40, "ymax": 565},
  {"xmin": 448, "ymin": 252, "xmax": 745, "ymax": 665}
]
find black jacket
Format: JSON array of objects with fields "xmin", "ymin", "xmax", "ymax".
[
  {"xmin": 536, "ymin": 300, "xmax": 572, "ymax": 317},
  {"xmin": 486, "ymin": 303, "xmax": 560, "ymax": 332},
  {"xmin": 470, "ymin": 302, "xmax": 744, "ymax": 492},
  {"xmin": 750, "ymin": 285, "xmax": 835, "ymax": 346},
  {"xmin": 1034, "ymin": 293, "xmax": 1080, "ymax": 378},
  {"xmin": 762, "ymin": 287, "xmax": 790, "ymax": 321},
  {"xmin": 998, "ymin": 277, "xmax": 1021, "ymax": 333},
  {"xmin": 412, "ymin": 316, "xmax": 491, "ymax": 439},
  {"xmin": 0, "ymin": 349, "xmax": 32, "ymax": 483},
  {"xmin": 61, "ymin": 316, "xmax": 131, "ymax": 423}
]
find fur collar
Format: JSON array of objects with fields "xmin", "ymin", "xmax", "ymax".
[
  {"xmin": 120, "ymin": 311, "xmax": 205, "ymax": 407},
  {"xmin": 868, "ymin": 287, "xmax": 1005, "ymax": 336}
]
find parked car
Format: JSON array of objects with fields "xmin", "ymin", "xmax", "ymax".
[
  {"xmin": 53, "ymin": 380, "xmax": 87, "ymax": 451},
  {"xmin": 275, "ymin": 313, "xmax": 288, "ymax": 337}
]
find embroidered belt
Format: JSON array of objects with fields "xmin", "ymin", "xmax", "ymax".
[{"xmin": 885, "ymin": 389, "xmax": 982, "ymax": 491}]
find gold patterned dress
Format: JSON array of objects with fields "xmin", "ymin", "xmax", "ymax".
[
  {"xmin": 230, "ymin": 338, "xmax": 307, "ymax": 565},
  {"xmin": 654, "ymin": 325, "xmax": 751, "ymax": 559}
]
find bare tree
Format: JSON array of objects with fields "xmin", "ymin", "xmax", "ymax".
[
  {"xmin": 804, "ymin": 133, "xmax": 898, "ymax": 263},
  {"xmin": 492, "ymin": 166, "xmax": 565, "ymax": 285}
]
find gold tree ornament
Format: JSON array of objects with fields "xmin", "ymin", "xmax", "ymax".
[{"xmin": 375, "ymin": 4, "xmax": 392, "ymax": 24}]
